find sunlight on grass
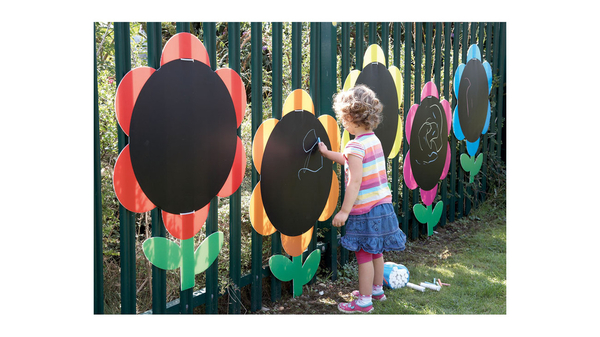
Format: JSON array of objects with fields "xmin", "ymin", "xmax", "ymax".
[{"xmin": 373, "ymin": 200, "xmax": 506, "ymax": 315}]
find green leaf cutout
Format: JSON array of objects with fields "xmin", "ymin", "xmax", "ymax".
[
  {"xmin": 413, "ymin": 203, "xmax": 429, "ymax": 224},
  {"xmin": 460, "ymin": 153, "xmax": 484, "ymax": 183},
  {"xmin": 269, "ymin": 249, "xmax": 321, "ymax": 297},
  {"xmin": 194, "ymin": 231, "xmax": 224, "ymax": 274},
  {"xmin": 460, "ymin": 153, "xmax": 474, "ymax": 172},
  {"xmin": 413, "ymin": 201, "xmax": 444, "ymax": 236},
  {"xmin": 142, "ymin": 237, "xmax": 182, "ymax": 271},
  {"xmin": 471, "ymin": 153, "xmax": 484, "ymax": 181},
  {"xmin": 269, "ymin": 255, "xmax": 295, "ymax": 282},
  {"xmin": 429, "ymin": 201, "xmax": 444, "ymax": 236},
  {"xmin": 299, "ymin": 249, "xmax": 321, "ymax": 286}
]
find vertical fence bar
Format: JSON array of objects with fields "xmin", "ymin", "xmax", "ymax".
[
  {"xmin": 479, "ymin": 22, "xmax": 485, "ymax": 50},
  {"xmin": 434, "ymin": 22, "xmax": 441, "ymax": 86},
  {"xmin": 176, "ymin": 22, "xmax": 190, "ymax": 33},
  {"xmin": 440, "ymin": 22, "xmax": 451, "ymax": 228},
  {"xmin": 114, "ymin": 22, "xmax": 137, "ymax": 314},
  {"xmin": 382, "ymin": 22, "xmax": 389, "ymax": 57},
  {"xmin": 270, "ymin": 22, "xmax": 283, "ymax": 302},
  {"xmin": 449, "ymin": 22, "xmax": 460, "ymax": 223},
  {"xmin": 174, "ymin": 20, "xmax": 193, "ymax": 314},
  {"xmin": 485, "ymin": 23, "xmax": 492, "ymax": 67},
  {"xmin": 465, "ymin": 22, "xmax": 477, "ymax": 216},
  {"xmin": 202, "ymin": 21, "xmax": 219, "ymax": 314},
  {"xmin": 491, "ymin": 23, "xmax": 501, "ymax": 158},
  {"xmin": 401, "ymin": 22, "xmax": 411, "ymax": 236},
  {"xmin": 424, "ymin": 22, "xmax": 432, "ymax": 82},
  {"xmin": 369, "ymin": 22, "xmax": 377, "ymax": 45},
  {"xmin": 93, "ymin": 22, "xmax": 104, "ymax": 315},
  {"xmin": 387, "ymin": 22, "xmax": 395, "ymax": 233},
  {"xmin": 339, "ymin": 22, "xmax": 350, "ymax": 267},
  {"xmin": 146, "ymin": 21, "xmax": 167, "ymax": 314},
  {"xmin": 457, "ymin": 22, "xmax": 468, "ymax": 219},
  {"xmin": 319, "ymin": 22, "xmax": 338, "ymax": 280},
  {"xmin": 391, "ymin": 23, "xmax": 401, "ymax": 222},
  {"xmin": 290, "ymin": 22, "xmax": 303, "ymax": 287},
  {"xmin": 227, "ymin": 21, "xmax": 243, "ymax": 315},
  {"xmin": 433, "ymin": 22, "xmax": 442, "ymax": 229},
  {"xmin": 307, "ymin": 23, "xmax": 319, "ymax": 278},
  {"xmin": 412, "ymin": 22, "xmax": 422, "ymax": 238},
  {"xmin": 497, "ymin": 23, "xmax": 506, "ymax": 162},
  {"xmin": 480, "ymin": 22, "xmax": 488, "ymax": 204},
  {"xmin": 250, "ymin": 22, "xmax": 263, "ymax": 312},
  {"xmin": 291, "ymin": 23, "xmax": 302, "ymax": 90},
  {"xmin": 356, "ymin": 23, "xmax": 364, "ymax": 69}
]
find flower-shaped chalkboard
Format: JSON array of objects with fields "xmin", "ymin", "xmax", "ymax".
[
  {"xmin": 453, "ymin": 44, "xmax": 492, "ymax": 182},
  {"xmin": 113, "ymin": 32, "xmax": 246, "ymax": 290},
  {"xmin": 403, "ymin": 82, "xmax": 452, "ymax": 236},
  {"xmin": 341, "ymin": 44, "xmax": 403, "ymax": 160},
  {"xmin": 250, "ymin": 89, "xmax": 340, "ymax": 296}
]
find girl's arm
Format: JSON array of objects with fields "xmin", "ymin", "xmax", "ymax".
[
  {"xmin": 332, "ymin": 154, "xmax": 362, "ymax": 227},
  {"xmin": 318, "ymin": 142, "xmax": 345, "ymax": 165}
]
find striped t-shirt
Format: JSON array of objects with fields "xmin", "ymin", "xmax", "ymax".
[{"xmin": 343, "ymin": 132, "xmax": 392, "ymax": 215}]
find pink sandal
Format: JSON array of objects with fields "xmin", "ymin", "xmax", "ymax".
[{"xmin": 338, "ymin": 300, "xmax": 374, "ymax": 313}]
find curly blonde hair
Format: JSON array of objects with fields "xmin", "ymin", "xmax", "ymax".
[{"xmin": 333, "ymin": 84, "xmax": 383, "ymax": 131}]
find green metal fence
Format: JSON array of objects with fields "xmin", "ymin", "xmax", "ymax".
[{"xmin": 94, "ymin": 22, "xmax": 506, "ymax": 314}]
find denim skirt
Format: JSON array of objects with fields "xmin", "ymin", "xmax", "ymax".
[{"xmin": 339, "ymin": 203, "xmax": 406, "ymax": 254}]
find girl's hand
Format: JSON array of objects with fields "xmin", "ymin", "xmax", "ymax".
[
  {"xmin": 332, "ymin": 210, "xmax": 349, "ymax": 227},
  {"xmin": 318, "ymin": 141, "xmax": 328, "ymax": 155}
]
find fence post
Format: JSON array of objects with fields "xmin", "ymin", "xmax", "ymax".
[
  {"xmin": 114, "ymin": 22, "xmax": 137, "ymax": 314},
  {"xmin": 202, "ymin": 21, "xmax": 220, "ymax": 315},
  {"xmin": 412, "ymin": 22, "xmax": 422, "ymax": 238},
  {"xmin": 307, "ymin": 22, "xmax": 320, "ymax": 279},
  {"xmin": 356, "ymin": 23, "xmax": 364, "ymax": 69},
  {"xmin": 170, "ymin": 21, "xmax": 196, "ymax": 314},
  {"xmin": 146, "ymin": 21, "xmax": 167, "ymax": 314},
  {"xmin": 319, "ymin": 22, "xmax": 338, "ymax": 280},
  {"xmin": 339, "ymin": 22, "xmax": 350, "ymax": 267},
  {"xmin": 497, "ymin": 23, "xmax": 506, "ymax": 162},
  {"xmin": 270, "ymin": 22, "xmax": 283, "ymax": 303},
  {"xmin": 228, "ymin": 21, "xmax": 243, "ymax": 314},
  {"xmin": 93, "ymin": 22, "xmax": 104, "ymax": 315},
  {"xmin": 250, "ymin": 22, "xmax": 263, "ymax": 312},
  {"xmin": 401, "ymin": 22, "xmax": 412, "ymax": 236},
  {"xmin": 440, "ymin": 22, "xmax": 452, "ymax": 228},
  {"xmin": 391, "ymin": 23, "xmax": 401, "ymax": 227}
]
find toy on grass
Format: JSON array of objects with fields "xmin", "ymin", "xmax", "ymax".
[
  {"xmin": 403, "ymin": 81, "xmax": 452, "ymax": 236},
  {"xmin": 383, "ymin": 262, "xmax": 409, "ymax": 289},
  {"xmin": 113, "ymin": 32, "xmax": 247, "ymax": 291},
  {"xmin": 250, "ymin": 89, "xmax": 340, "ymax": 296},
  {"xmin": 341, "ymin": 44, "xmax": 403, "ymax": 160},
  {"xmin": 452, "ymin": 44, "xmax": 493, "ymax": 183},
  {"xmin": 382, "ymin": 262, "xmax": 425, "ymax": 292}
]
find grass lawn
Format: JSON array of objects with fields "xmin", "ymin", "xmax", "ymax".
[{"xmin": 379, "ymin": 199, "xmax": 506, "ymax": 314}]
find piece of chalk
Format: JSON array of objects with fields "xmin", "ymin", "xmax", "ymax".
[
  {"xmin": 406, "ymin": 282, "xmax": 426, "ymax": 292},
  {"xmin": 420, "ymin": 282, "xmax": 441, "ymax": 291},
  {"xmin": 318, "ymin": 137, "xmax": 320, "ymax": 143}
]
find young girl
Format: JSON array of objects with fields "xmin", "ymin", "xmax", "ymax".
[{"xmin": 318, "ymin": 84, "xmax": 406, "ymax": 313}]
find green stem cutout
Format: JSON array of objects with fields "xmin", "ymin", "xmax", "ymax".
[
  {"xmin": 142, "ymin": 231, "xmax": 224, "ymax": 291},
  {"xmin": 269, "ymin": 249, "xmax": 321, "ymax": 297},
  {"xmin": 459, "ymin": 153, "xmax": 484, "ymax": 183},
  {"xmin": 413, "ymin": 201, "xmax": 444, "ymax": 236}
]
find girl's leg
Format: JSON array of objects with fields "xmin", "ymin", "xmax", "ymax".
[
  {"xmin": 373, "ymin": 254, "xmax": 384, "ymax": 286},
  {"xmin": 338, "ymin": 250, "xmax": 375, "ymax": 313},
  {"xmin": 358, "ymin": 259, "xmax": 374, "ymax": 296}
]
